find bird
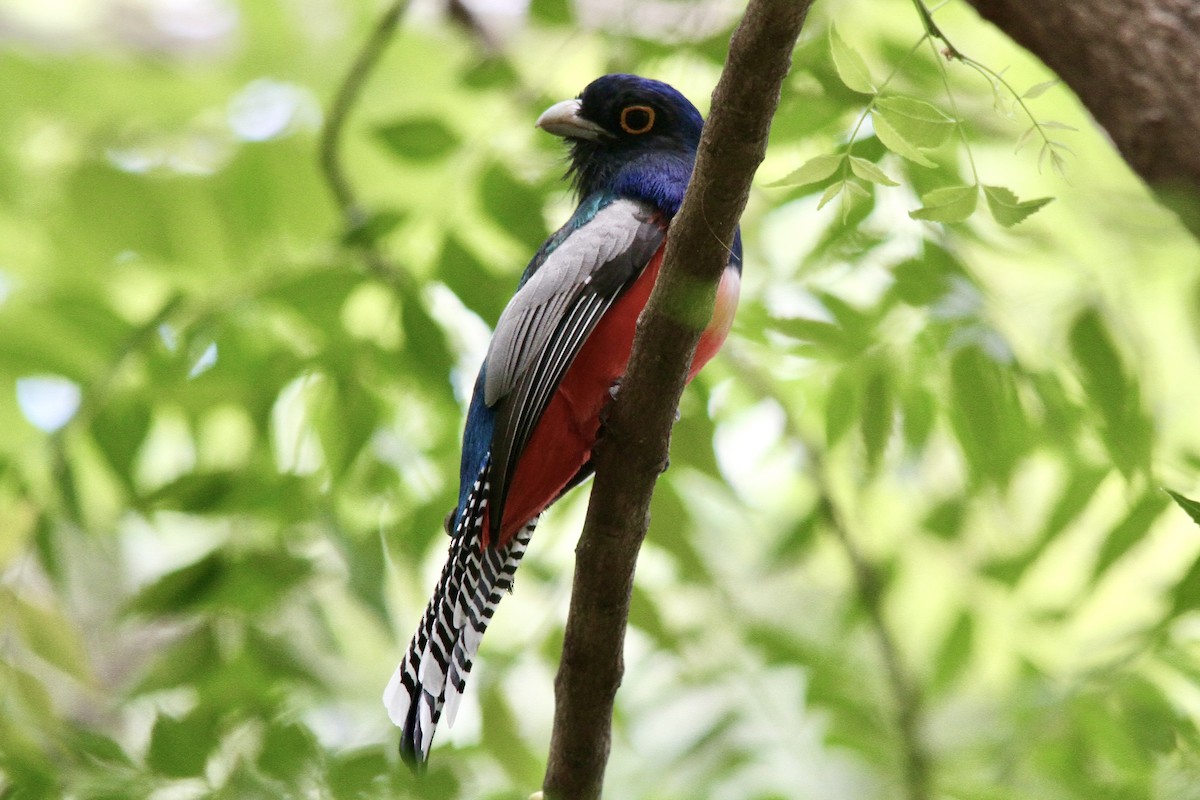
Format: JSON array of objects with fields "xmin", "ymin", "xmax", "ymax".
[{"xmin": 383, "ymin": 73, "xmax": 742, "ymax": 767}]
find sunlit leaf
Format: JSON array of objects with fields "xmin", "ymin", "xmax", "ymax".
[
  {"xmin": 924, "ymin": 497, "xmax": 965, "ymax": 541},
  {"xmin": 825, "ymin": 367, "xmax": 861, "ymax": 446},
  {"xmin": 933, "ymin": 610, "xmax": 973, "ymax": 688},
  {"xmin": 817, "ymin": 179, "xmax": 846, "ymax": 209},
  {"xmin": 769, "ymin": 153, "xmax": 844, "ymax": 187},
  {"xmin": 1069, "ymin": 308, "xmax": 1153, "ymax": 475},
  {"xmin": 1022, "ymin": 79, "xmax": 1060, "ymax": 98},
  {"xmin": 871, "ymin": 109, "xmax": 937, "ymax": 167},
  {"xmin": 860, "ymin": 363, "xmax": 892, "ymax": 470},
  {"xmin": 948, "ymin": 345, "xmax": 1028, "ymax": 484},
  {"xmin": 890, "ymin": 244, "xmax": 962, "ymax": 306},
  {"xmin": 1167, "ymin": 489, "xmax": 1200, "ymax": 528},
  {"xmin": 375, "ymin": 118, "xmax": 460, "ymax": 161},
  {"xmin": 127, "ymin": 550, "xmax": 312, "ymax": 616},
  {"xmin": 829, "ymin": 26, "xmax": 875, "ymax": 94},
  {"xmin": 258, "ymin": 722, "xmax": 319, "ymax": 783},
  {"xmin": 1092, "ymin": 492, "xmax": 1169, "ymax": 583},
  {"xmin": 91, "ymin": 395, "xmax": 153, "ymax": 489},
  {"xmin": 874, "ymin": 95, "xmax": 954, "ymax": 147},
  {"xmin": 1, "ymin": 589, "xmax": 89, "ymax": 680},
  {"xmin": 982, "ymin": 184, "xmax": 1053, "ymax": 226},
  {"xmin": 910, "ymin": 185, "xmax": 978, "ymax": 223},
  {"xmin": 848, "ymin": 156, "xmax": 898, "ymax": 186},
  {"xmin": 480, "ymin": 161, "xmax": 549, "ymax": 248},
  {"xmin": 147, "ymin": 709, "xmax": 220, "ymax": 777},
  {"xmin": 1170, "ymin": 554, "xmax": 1200, "ymax": 620},
  {"xmin": 341, "ymin": 209, "xmax": 404, "ymax": 247}
]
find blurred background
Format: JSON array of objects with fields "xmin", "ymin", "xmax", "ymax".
[{"xmin": 2, "ymin": 0, "xmax": 1199, "ymax": 798}]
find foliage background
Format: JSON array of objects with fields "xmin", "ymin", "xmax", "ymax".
[{"xmin": 1, "ymin": 0, "xmax": 1199, "ymax": 798}]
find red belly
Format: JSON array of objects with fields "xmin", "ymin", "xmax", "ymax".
[{"xmin": 491, "ymin": 249, "xmax": 740, "ymax": 545}]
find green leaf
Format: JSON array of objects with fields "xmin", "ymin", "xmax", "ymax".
[
  {"xmin": 825, "ymin": 367, "xmax": 861, "ymax": 446},
  {"xmin": 848, "ymin": 156, "xmax": 898, "ymax": 186},
  {"xmin": 480, "ymin": 162, "xmax": 549, "ymax": 248},
  {"xmin": 1, "ymin": 662, "xmax": 54, "ymax": 720},
  {"xmin": 860, "ymin": 363, "xmax": 892, "ymax": 470},
  {"xmin": 948, "ymin": 345, "xmax": 1029, "ymax": 485},
  {"xmin": 134, "ymin": 623, "xmax": 221, "ymax": 694},
  {"xmin": 1167, "ymin": 489, "xmax": 1200, "ymax": 528},
  {"xmin": 910, "ymin": 185, "xmax": 978, "ymax": 223},
  {"xmin": 1169, "ymin": 553, "xmax": 1200, "ymax": 620},
  {"xmin": 982, "ymin": 184, "xmax": 1053, "ymax": 226},
  {"xmin": 874, "ymin": 96, "xmax": 954, "ymax": 148},
  {"xmin": 126, "ymin": 552, "xmax": 225, "ymax": 615},
  {"xmin": 437, "ymin": 235, "xmax": 512, "ymax": 324},
  {"xmin": 91, "ymin": 395, "xmax": 153, "ymax": 490},
  {"xmin": 127, "ymin": 551, "xmax": 312, "ymax": 616},
  {"xmin": 258, "ymin": 722, "xmax": 319, "ymax": 783},
  {"xmin": 871, "ymin": 110, "xmax": 937, "ymax": 167},
  {"xmin": 891, "ymin": 245, "xmax": 962, "ymax": 306},
  {"xmin": 769, "ymin": 153, "xmax": 844, "ymax": 187},
  {"xmin": 315, "ymin": 378, "xmax": 378, "ymax": 480},
  {"xmin": 1, "ymin": 589, "xmax": 89, "ymax": 680},
  {"xmin": 341, "ymin": 209, "xmax": 404, "ymax": 247},
  {"xmin": 817, "ymin": 179, "xmax": 846, "ymax": 210},
  {"xmin": 924, "ymin": 497, "xmax": 965, "ymax": 540},
  {"xmin": 1069, "ymin": 308, "xmax": 1152, "ymax": 474},
  {"xmin": 529, "ymin": 0, "xmax": 571, "ymax": 23},
  {"xmin": 829, "ymin": 26, "xmax": 875, "ymax": 94},
  {"xmin": 900, "ymin": 384, "xmax": 936, "ymax": 451},
  {"xmin": 324, "ymin": 748, "xmax": 388, "ymax": 796},
  {"xmin": 1023, "ymin": 79, "xmax": 1060, "ymax": 98},
  {"xmin": 147, "ymin": 709, "xmax": 221, "ymax": 777},
  {"xmin": 1092, "ymin": 492, "xmax": 1169, "ymax": 583},
  {"xmin": 933, "ymin": 610, "xmax": 973, "ymax": 689},
  {"xmin": 374, "ymin": 118, "xmax": 460, "ymax": 161}
]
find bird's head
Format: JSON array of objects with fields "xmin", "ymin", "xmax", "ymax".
[{"xmin": 536, "ymin": 74, "xmax": 704, "ymax": 207}]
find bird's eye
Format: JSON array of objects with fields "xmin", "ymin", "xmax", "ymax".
[{"xmin": 619, "ymin": 105, "xmax": 655, "ymax": 135}]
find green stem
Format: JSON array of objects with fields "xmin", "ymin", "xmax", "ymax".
[
  {"xmin": 927, "ymin": 36, "xmax": 980, "ymax": 185},
  {"xmin": 911, "ymin": 0, "xmax": 1057, "ymax": 156}
]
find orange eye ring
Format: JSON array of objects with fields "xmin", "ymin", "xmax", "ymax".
[{"xmin": 619, "ymin": 105, "xmax": 655, "ymax": 135}]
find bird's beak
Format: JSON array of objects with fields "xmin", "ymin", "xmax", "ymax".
[{"xmin": 535, "ymin": 98, "xmax": 608, "ymax": 141}]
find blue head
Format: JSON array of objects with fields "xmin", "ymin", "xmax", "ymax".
[{"xmin": 537, "ymin": 74, "xmax": 705, "ymax": 215}]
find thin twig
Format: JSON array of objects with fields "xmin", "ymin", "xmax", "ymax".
[
  {"xmin": 729, "ymin": 350, "xmax": 932, "ymax": 800},
  {"xmin": 317, "ymin": 0, "xmax": 415, "ymax": 288},
  {"xmin": 446, "ymin": 0, "xmax": 500, "ymax": 51},
  {"xmin": 319, "ymin": 0, "xmax": 408, "ymax": 226}
]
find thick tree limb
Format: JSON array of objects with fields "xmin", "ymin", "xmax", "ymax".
[
  {"xmin": 963, "ymin": 0, "xmax": 1200, "ymax": 240},
  {"xmin": 540, "ymin": 1, "xmax": 812, "ymax": 797}
]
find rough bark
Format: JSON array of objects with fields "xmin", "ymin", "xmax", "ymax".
[
  {"xmin": 965, "ymin": 0, "xmax": 1200, "ymax": 240},
  {"xmin": 539, "ymin": 1, "xmax": 812, "ymax": 798}
]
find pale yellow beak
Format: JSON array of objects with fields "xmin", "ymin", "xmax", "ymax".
[{"xmin": 535, "ymin": 98, "xmax": 609, "ymax": 141}]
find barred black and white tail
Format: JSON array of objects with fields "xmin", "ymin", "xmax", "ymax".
[{"xmin": 384, "ymin": 463, "xmax": 538, "ymax": 766}]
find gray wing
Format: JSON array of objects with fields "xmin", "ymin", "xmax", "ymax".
[{"xmin": 482, "ymin": 198, "xmax": 666, "ymax": 533}]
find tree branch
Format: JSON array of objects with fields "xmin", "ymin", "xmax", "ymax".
[
  {"xmin": 962, "ymin": 0, "xmax": 1200, "ymax": 240},
  {"xmin": 317, "ymin": 0, "xmax": 414, "ymax": 287},
  {"xmin": 540, "ymin": 2, "xmax": 812, "ymax": 797},
  {"xmin": 818, "ymin": 481, "xmax": 930, "ymax": 800},
  {"xmin": 318, "ymin": 0, "xmax": 408, "ymax": 226}
]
